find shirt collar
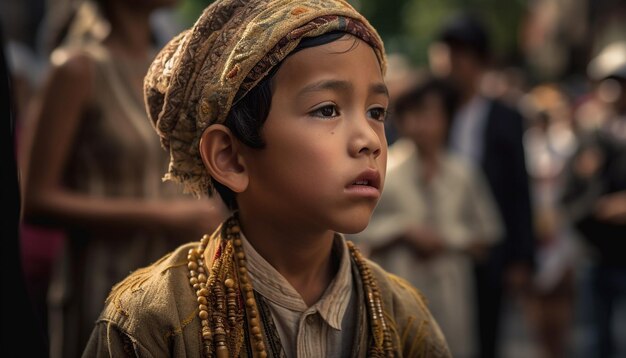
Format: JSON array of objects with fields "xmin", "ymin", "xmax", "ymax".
[{"xmin": 241, "ymin": 232, "xmax": 353, "ymax": 330}]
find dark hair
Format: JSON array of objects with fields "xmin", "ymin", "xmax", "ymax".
[
  {"xmin": 212, "ymin": 31, "xmax": 350, "ymax": 210},
  {"xmin": 212, "ymin": 74, "xmax": 273, "ymax": 210},
  {"xmin": 438, "ymin": 13, "xmax": 490, "ymax": 61},
  {"xmin": 393, "ymin": 78, "xmax": 458, "ymax": 126}
]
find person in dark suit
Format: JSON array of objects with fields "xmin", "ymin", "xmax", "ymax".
[{"xmin": 432, "ymin": 14, "xmax": 535, "ymax": 358}]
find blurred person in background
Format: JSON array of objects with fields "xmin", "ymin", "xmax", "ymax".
[
  {"xmin": 432, "ymin": 13, "xmax": 536, "ymax": 358},
  {"xmin": 351, "ymin": 78, "xmax": 503, "ymax": 358},
  {"xmin": 20, "ymin": 0, "xmax": 227, "ymax": 356},
  {"xmin": 381, "ymin": 53, "xmax": 420, "ymax": 145},
  {"xmin": 561, "ymin": 41, "xmax": 626, "ymax": 358},
  {"xmin": 521, "ymin": 84, "xmax": 579, "ymax": 358}
]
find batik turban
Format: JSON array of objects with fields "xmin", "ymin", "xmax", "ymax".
[{"xmin": 144, "ymin": 0, "xmax": 386, "ymax": 196}]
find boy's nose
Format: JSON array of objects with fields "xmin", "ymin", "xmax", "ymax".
[{"xmin": 349, "ymin": 116, "xmax": 383, "ymax": 158}]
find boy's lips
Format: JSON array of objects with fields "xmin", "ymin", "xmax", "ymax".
[{"xmin": 345, "ymin": 169, "xmax": 381, "ymax": 198}]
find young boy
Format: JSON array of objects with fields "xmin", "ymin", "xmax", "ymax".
[{"xmin": 83, "ymin": 0, "xmax": 451, "ymax": 356}]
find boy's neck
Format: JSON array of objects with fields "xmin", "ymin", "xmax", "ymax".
[{"xmin": 238, "ymin": 210, "xmax": 338, "ymax": 307}]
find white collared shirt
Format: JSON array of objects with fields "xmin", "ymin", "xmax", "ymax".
[
  {"xmin": 449, "ymin": 95, "xmax": 491, "ymax": 165},
  {"xmin": 242, "ymin": 234, "xmax": 356, "ymax": 357}
]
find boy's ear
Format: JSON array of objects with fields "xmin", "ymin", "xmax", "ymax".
[{"xmin": 199, "ymin": 125, "xmax": 249, "ymax": 193}]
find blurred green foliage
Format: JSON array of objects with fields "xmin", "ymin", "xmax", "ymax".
[
  {"xmin": 176, "ymin": 0, "xmax": 214, "ymax": 27},
  {"xmin": 176, "ymin": 0, "xmax": 525, "ymax": 66},
  {"xmin": 355, "ymin": 0, "xmax": 525, "ymax": 66}
]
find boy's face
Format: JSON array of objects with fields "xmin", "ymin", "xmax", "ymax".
[{"xmin": 239, "ymin": 36, "xmax": 389, "ymax": 234}]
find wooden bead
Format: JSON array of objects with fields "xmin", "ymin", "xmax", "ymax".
[
  {"xmin": 216, "ymin": 345, "xmax": 229, "ymax": 358},
  {"xmin": 202, "ymin": 330, "xmax": 212, "ymax": 340},
  {"xmin": 190, "ymin": 217, "xmax": 380, "ymax": 357}
]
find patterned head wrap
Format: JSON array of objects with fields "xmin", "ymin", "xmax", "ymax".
[{"xmin": 144, "ymin": 0, "xmax": 386, "ymax": 196}]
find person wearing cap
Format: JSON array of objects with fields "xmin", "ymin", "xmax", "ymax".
[
  {"xmin": 82, "ymin": 0, "xmax": 452, "ymax": 356},
  {"xmin": 432, "ymin": 13, "xmax": 535, "ymax": 358},
  {"xmin": 561, "ymin": 41, "xmax": 626, "ymax": 358}
]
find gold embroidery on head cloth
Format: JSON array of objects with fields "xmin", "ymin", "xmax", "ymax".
[{"xmin": 143, "ymin": 0, "xmax": 386, "ymax": 197}]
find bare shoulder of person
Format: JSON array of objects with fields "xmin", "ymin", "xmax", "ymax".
[{"xmin": 47, "ymin": 48, "xmax": 96, "ymax": 100}]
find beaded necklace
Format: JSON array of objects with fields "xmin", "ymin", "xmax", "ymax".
[{"xmin": 187, "ymin": 215, "xmax": 394, "ymax": 357}]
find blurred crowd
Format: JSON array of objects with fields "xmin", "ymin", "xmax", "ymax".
[
  {"xmin": 352, "ymin": 11, "xmax": 626, "ymax": 358},
  {"xmin": 3, "ymin": 0, "xmax": 227, "ymax": 356},
  {"xmin": 2, "ymin": 0, "xmax": 626, "ymax": 357}
]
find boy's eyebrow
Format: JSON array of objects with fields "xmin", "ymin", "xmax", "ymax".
[
  {"xmin": 297, "ymin": 80, "xmax": 390, "ymax": 98},
  {"xmin": 297, "ymin": 80, "xmax": 353, "ymax": 97},
  {"xmin": 371, "ymin": 83, "xmax": 389, "ymax": 97}
]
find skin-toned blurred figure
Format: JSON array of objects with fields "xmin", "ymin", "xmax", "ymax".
[
  {"xmin": 21, "ymin": 1, "xmax": 227, "ymax": 356},
  {"xmin": 522, "ymin": 84, "xmax": 578, "ymax": 358}
]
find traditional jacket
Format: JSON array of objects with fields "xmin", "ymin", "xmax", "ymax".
[{"xmin": 83, "ymin": 223, "xmax": 451, "ymax": 357}]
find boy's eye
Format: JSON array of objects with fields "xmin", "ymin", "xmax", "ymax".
[
  {"xmin": 368, "ymin": 107, "xmax": 387, "ymax": 122},
  {"xmin": 311, "ymin": 104, "xmax": 339, "ymax": 118}
]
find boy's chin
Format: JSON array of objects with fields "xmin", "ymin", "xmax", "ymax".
[{"xmin": 335, "ymin": 216, "xmax": 372, "ymax": 235}]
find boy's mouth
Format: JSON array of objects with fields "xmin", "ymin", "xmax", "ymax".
[{"xmin": 347, "ymin": 169, "xmax": 381, "ymax": 190}]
